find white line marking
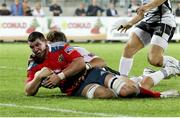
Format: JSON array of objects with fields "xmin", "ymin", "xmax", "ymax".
[
  {"xmin": 0, "ymin": 103, "xmax": 125, "ymax": 117},
  {"xmin": 0, "ymin": 66, "xmax": 24, "ymax": 70}
]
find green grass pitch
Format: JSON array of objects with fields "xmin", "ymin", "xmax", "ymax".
[{"xmin": 0, "ymin": 42, "xmax": 180, "ymax": 117}]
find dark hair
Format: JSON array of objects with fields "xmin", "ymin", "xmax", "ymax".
[
  {"xmin": 46, "ymin": 31, "xmax": 67, "ymax": 42},
  {"xmin": 28, "ymin": 31, "xmax": 46, "ymax": 42}
]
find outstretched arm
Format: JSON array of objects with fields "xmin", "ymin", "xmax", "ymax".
[
  {"xmin": 118, "ymin": 0, "xmax": 167, "ymax": 32},
  {"xmin": 118, "ymin": 11, "xmax": 144, "ymax": 32},
  {"xmin": 137, "ymin": 0, "xmax": 167, "ymax": 13}
]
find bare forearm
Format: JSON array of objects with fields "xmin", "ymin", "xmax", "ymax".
[
  {"xmin": 25, "ymin": 77, "xmax": 42, "ymax": 96},
  {"xmin": 90, "ymin": 58, "xmax": 106, "ymax": 68},
  {"xmin": 62, "ymin": 57, "xmax": 86, "ymax": 78},
  {"xmin": 143, "ymin": 0, "xmax": 166, "ymax": 12},
  {"xmin": 128, "ymin": 14, "xmax": 144, "ymax": 25}
]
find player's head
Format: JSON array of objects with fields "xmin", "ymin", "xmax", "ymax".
[
  {"xmin": 28, "ymin": 31, "xmax": 46, "ymax": 42},
  {"xmin": 28, "ymin": 32, "xmax": 47, "ymax": 59},
  {"xmin": 46, "ymin": 31, "xmax": 67, "ymax": 43}
]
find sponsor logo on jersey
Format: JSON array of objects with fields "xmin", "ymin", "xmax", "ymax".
[
  {"xmin": 64, "ymin": 46, "xmax": 74, "ymax": 54},
  {"xmin": 100, "ymin": 71, "xmax": 106, "ymax": 76},
  {"xmin": 88, "ymin": 53, "xmax": 95, "ymax": 57},
  {"xmin": 58, "ymin": 54, "xmax": 64, "ymax": 62}
]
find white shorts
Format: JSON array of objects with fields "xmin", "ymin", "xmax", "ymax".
[{"xmin": 133, "ymin": 22, "xmax": 176, "ymax": 50}]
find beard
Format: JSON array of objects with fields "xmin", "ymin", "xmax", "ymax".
[{"xmin": 32, "ymin": 48, "xmax": 48, "ymax": 64}]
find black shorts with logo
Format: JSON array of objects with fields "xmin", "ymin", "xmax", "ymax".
[{"xmin": 73, "ymin": 68, "xmax": 111, "ymax": 96}]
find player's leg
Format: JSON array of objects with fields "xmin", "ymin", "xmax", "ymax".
[
  {"xmin": 130, "ymin": 62, "xmax": 180, "ymax": 89},
  {"xmin": 79, "ymin": 68, "xmax": 172, "ymax": 99},
  {"xmin": 140, "ymin": 63, "xmax": 180, "ymax": 89},
  {"xmin": 80, "ymin": 69, "xmax": 179, "ymax": 98},
  {"xmin": 104, "ymin": 74, "xmax": 136, "ymax": 97},
  {"xmin": 119, "ymin": 22, "xmax": 152, "ymax": 76},
  {"xmin": 81, "ymin": 83, "xmax": 117, "ymax": 99},
  {"xmin": 147, "ymin": 44, "xmax": 179, "ymax": 68},
  {"xmin": 148, "ymin": 24, "xmax": 178, "ymax": 68},
  {"xmin": 76, "ymin": 68, "xmax": 118, "ymax": 99},
  {"xmin": 148, "ymin": 44, "xmax": 164, "ymax": 67},
  {"xmin": 104, "ymin": 74, "xmax": 162, "ymax": 98},
  {"xmin": 119, "ymin": 32, "xmax": 144, "ymax": 76},
  {"xmin": 79, "ymin": 68, "xmax": 138, "ymax": 98}
]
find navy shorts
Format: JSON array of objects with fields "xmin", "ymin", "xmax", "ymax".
[{"xmin": 73, "ymin": 68, "xmax": 111, "ymax": 96}]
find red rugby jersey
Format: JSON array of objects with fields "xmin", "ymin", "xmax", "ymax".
[{"xmin": 26, "ymin": 43, "xmax": 82, "ymax": 95}]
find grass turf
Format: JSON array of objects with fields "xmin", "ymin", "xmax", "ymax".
[{"xmin": 0, "ymin": 42, "xmax": 180, "ymax": 117}]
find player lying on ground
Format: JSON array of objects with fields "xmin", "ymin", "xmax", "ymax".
[
  {"xmin": 45, "ymin": 31, "xmax": 180, "ymax": 98},
  {"xmin": 46, "ymin": 31, "xmax": 179, "ymax": 91},
  {"xmin": 25, "ymin": 31, "xmax": 179, "ymax": 98},
  {"xmin": 114, "ymin": 0, "xmax": 179, "ymax": 79}
]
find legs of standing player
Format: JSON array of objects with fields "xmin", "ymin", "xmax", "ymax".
[
  {"xmin": 148, "ymin": 44, "xmax": 179, "ymax": 68},
  {"xmin": 148, "ymin": 44, "xmax": 164, "ymax": 67},
  {"xmin": 119, "ymin": 23, "xmax": 179, "ymax": 77},
  {"xmin": 140, "ymin": 29, "xmax": 180, "ymax": 88},
  {"xmin": 119, "ymin": 32, "xmax": 144, "ymax": 76},
  {"xmin": 147, "ymin": 24, "xmax": 178, "ymax": 68}
]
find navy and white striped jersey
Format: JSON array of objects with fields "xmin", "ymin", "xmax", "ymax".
[{"xmin": 141, "ymin": 0, "xmax": 176, "ymax": 27}]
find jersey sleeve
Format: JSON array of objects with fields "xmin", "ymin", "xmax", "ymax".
[
  {"xmin": 75, "ymin": 47, "xmax": 98, "ymax": 62},
  {"xmin": 26, "ymin": 70, "xmax": 35, "ymax": 83},
  {"xmin": 62, "ymin": 44, "xmax": 82, "ymax": 62},
  {"xmin": 26, "ymin": 59, "xmax": 38, "ymax": 83}
]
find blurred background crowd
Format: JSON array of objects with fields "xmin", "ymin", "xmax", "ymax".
[{"xmin": 0, "ymin": 0, "xmax": 180, "ymax": 17}]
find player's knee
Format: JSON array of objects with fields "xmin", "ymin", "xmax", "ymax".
[
  {"xmin": 119, "ymin": 84, "xmax": 137, "ymax": 97},
  {"xmin": 140, "ymin": 77, "xmax": 154, "ymax": 89},
  {"xmin": 148, "ymin": 54, "xmax": 162, "ymax": 67},
  {"xmin": 94, "ymin": 88, "xmax": 115, "ymax": 99},
  {"xmin": 119, "ymin": 84, "xmax": 129, "ymax": 97},
  {"xmin": 85, "ymin": 84, "xmax": 99, "ymax": 99},
  {"xmin": 108, "ymin": 76, "xmax": 126, "ymax": 96},
  {"xmin": 85, "ymin": 84, "xmax": 114, "ymax": 99},
  {"xmin": 108, "ymin": 76, "xmax": 138, "ymax": 97}
]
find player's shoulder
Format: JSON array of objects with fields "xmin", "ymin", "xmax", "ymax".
[
  {"xmin": 27, "ymin": 55, "xmax": 38, "ymax": 70},
  {"xmin": 74, "ymin": 46, "xmax": 88, "ymax": 52},
  {"xmin": 49, "ymin": 42, "xmax": 77, "ymax": 55},
  {"xmin": 49, "ymin": 42, "xmax": 66, "ymax": 52}
]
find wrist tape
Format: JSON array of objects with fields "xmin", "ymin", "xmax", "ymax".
[
  {"xmin": 57, "ymin": 72, "xmax": 65, "ymax": 80},
  {"xmin": 85, "ymin": 63, "xmax": 92, "ymax": 70}
]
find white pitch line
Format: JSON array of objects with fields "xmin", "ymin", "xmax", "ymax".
[
  {"xmin": 0, "ymin": 66, "xmax": 25, "ymax": 70},
  {"xmin": 0, "ymin": 103, "xmax": 125, "ymax": 117}
]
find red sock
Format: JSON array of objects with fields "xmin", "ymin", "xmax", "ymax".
[{"xmin": 138, "ymin": 87, "xmax": 161, "ymax": 98}]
